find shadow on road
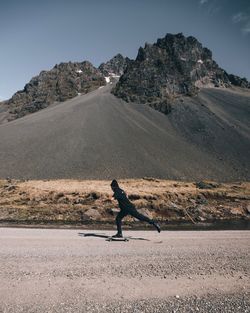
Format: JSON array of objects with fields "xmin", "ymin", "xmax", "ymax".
[{"xmin": 78, "ymin": 233, "xmax": 150, "ymax": 241}]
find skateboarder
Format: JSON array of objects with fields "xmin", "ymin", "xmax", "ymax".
[{"xmin": 110, "ymin": 179, "xmax": 161, "ymax": 238}]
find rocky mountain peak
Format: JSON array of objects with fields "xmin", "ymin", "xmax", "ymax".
[
  {"xmin": 99, "ymin": 54, "xmax": 131, "ymax": 77},
  {"xmin": 113, "ymin": 33, "xmax": 249, "ymax": 114},
  {"xmin": 6, "ymin": 61, "xmax": 105, "ymax": 121},
  {"xmin": 2, "ymin": 32, "xmax": 249, "ymax": 123}
]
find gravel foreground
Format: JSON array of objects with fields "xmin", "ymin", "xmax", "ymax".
[{"xmin": 0, "ymin": 228, "xmax": 249, "ymax": 313}]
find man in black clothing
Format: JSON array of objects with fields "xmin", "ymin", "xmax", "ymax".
[{"xmin": 111, "ymin": 179, "xmax": 161, "ymax": 238}]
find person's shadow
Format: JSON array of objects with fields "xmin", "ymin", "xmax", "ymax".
[{"xmin": 78, "ymin": 232, "xmax": 150, "ymax": 241}]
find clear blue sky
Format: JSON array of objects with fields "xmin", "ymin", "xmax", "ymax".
[{"xmin": 0, "ymin": 0, "xmax": 249, "ymax": 100}]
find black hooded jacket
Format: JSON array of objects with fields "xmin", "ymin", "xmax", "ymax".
[{"xmin": 113, "ymin": 187, "xmax": 134, "ymax": 211}]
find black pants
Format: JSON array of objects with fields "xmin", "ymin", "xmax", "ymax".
[{"xmin": 116, "ymin": 207, "xmax": 154, "ymax": 235}]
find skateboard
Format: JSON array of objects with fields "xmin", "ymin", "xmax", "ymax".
[{"xmin": 106, "ymin": 237, "xmax": 129, "ymax": 242}]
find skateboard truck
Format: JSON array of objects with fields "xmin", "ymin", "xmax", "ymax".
[{"xmin": 106, "ymin": 237, "xmax": 129, "ymax": 242}]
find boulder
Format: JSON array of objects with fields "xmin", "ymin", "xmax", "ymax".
[{"xmin": 195, "ymin": 181, "xmax": 220, "ymax": 189}]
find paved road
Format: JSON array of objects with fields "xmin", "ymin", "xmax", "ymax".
[{"xmin": 0, "ymin": 228, "xmax": 249, "ymax": 312}]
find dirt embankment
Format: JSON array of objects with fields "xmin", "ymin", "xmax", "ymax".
[{"xmin": 0, "ymin": 178, "xmax": 249, "ymax": 227}]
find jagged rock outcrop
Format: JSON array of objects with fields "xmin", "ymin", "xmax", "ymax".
[
  {"xmin": 113, "ymin": 33, "xmax": 249, "ymax": 114},
  {"xmin": 228, "ymin": 74, "xmax": 250, "ymax": 88},
  {"xmin": 6, "ymin": 61, "xmax": 105, "ymax": 120},
  {"xmin": 2, "ymin": 33, "xmax": 249, "ymax": 122},
  {"xmin": 99, "ymin": 53, "xmax": 131, "ymax": 77}
]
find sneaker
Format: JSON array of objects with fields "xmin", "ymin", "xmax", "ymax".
[
  {"xmin": 112, "ymin": 233, "xmax": 123, "ymax": 238},
  {"xmin": 153, "ymin": 222, "xmax": 161, "ymax": 233}
]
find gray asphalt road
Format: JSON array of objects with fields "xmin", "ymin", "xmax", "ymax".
[
  {"xmin": 0, "ymin": 228, "xmax": 249, "ymax": 312},
  {"xmin": 0, "ymin": 85, "xmax": 249, "ymax": 180}
]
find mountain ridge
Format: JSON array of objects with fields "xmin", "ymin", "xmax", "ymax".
[
  {"xmin": 1, "ymin": 32, "xmax": 249, "ymax": 123},
  {"xmin": 4, "ymin": 61, "xmax": 105, "ymax": 122},
  {"xmin": 113, "ymin": 33, "xmax": 249, "ymax": 114}
]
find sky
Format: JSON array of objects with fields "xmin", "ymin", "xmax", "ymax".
[{"xmin": 0, "ymin": 0, "xmax": 250, "ymax": 100}]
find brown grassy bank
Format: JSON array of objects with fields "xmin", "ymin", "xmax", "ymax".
[{"xmin": 0, "ymin": 178, "xmax": 249, "ymax": 227}]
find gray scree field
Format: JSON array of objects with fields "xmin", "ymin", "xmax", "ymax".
[{"xmin": 0, "ymin": 85, "xmax": 249, "ymax": 181}]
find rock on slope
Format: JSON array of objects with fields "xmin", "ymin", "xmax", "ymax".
[
  {"xmin": 5, "ymin": 61, "xmax": 105, "ymax": 121},
  {"xmin": 113, "ymin": 33, "xmax": 249, "ymax": 114}
]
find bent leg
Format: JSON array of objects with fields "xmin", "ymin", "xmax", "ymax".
[{"xmin": 115, "ymin": 210, "xmax": 128, "ymax": 236}]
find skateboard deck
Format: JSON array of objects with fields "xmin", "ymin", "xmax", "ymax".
[{"xmin": 106, "ymin": 237, "xmax": 129, "ymax": 242}]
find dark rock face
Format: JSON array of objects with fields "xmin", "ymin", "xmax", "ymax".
[
  {"xmin": 228, "ymin": 74, "xmax": 250, "ymax": 88},
  {"xmin": 99, "ymin": 54, "xmax": 131, "ymax": 76},
  {"xmin": 113, "ymin": 33, "xmax": 249, "ymax": 114},
  {"xmin": 2, "ymin": 33, "xmax": 249, "ymax": 122},
  {"xmin": 6, "ymin": 61, "xmax": 105, "ymax": 120}
]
